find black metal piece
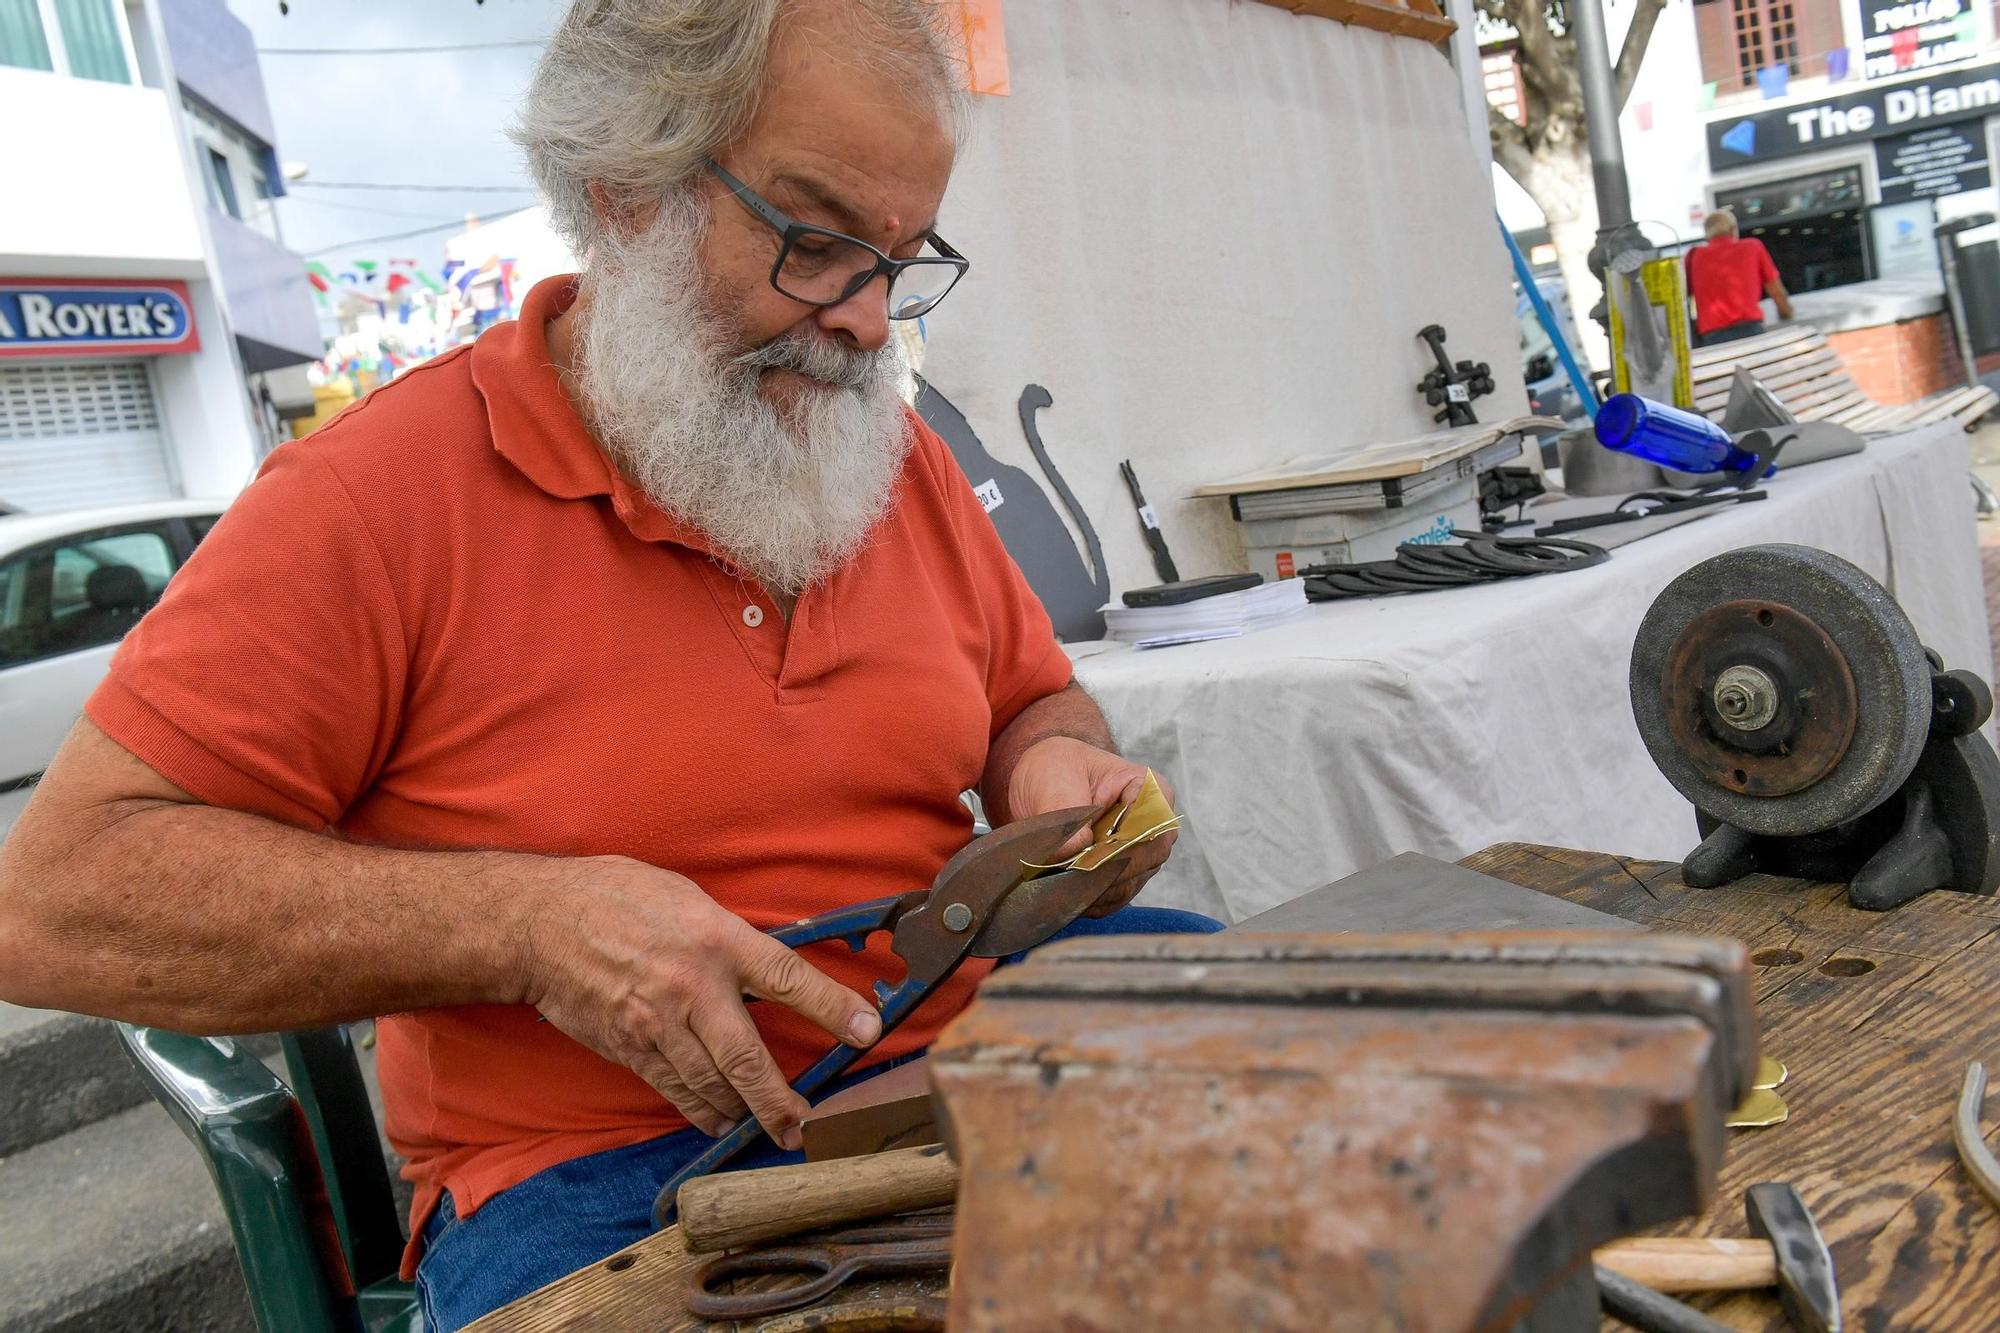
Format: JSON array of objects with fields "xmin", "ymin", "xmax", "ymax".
[
  {"xmin": 1595, "ymin": 1266, "xmax": 1734, "ymax": 1333},
  {"xmin": 1016, "ymin": 385, "xmax": 1111, "ymax": 636},
  {"xmin": 1452, "ymin": 532, "xmax": 1613, "ymax": 576},
  {"xmin": 1745, "ymin": 1183, "xmax": 1842, "ymax": 1333},
  {"xmin": 916, "ymin": 377, "xmax": 1107, "ymax": 642},
  {"xmin": 1537, "ymin": 489, "xmax": 1767, "ymax": 537},
  {"xmin": 1417, "ymin": 324, "xmax": 1495, "ymax": 426},
  {"xmin": 1299, "ymin": 534, "xmax": 1610, "ymax": 601},
  {"xmin": 1481, "ymin": 465, "xmax": 1547, "ymax": 525},
  {"xmin": 1119, "ymin": 460, "xmax": 1180, "ymax": 585}
]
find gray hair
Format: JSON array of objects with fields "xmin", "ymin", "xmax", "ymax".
[{"xmin": 513, "ymin": 0, "xmax": 964, "ymax": 255}]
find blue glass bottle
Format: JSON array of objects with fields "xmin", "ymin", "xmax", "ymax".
[{"xmin": 1595, "ymin": 395, "xmax": 1767, "ymax": 474}]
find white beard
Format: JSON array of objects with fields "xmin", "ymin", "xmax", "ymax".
[{"xmin": 573, "ymin": 196, "xmax": 912, "ymax": 596}]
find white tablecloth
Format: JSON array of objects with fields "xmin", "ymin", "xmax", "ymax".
[{"xmin": 1077, "ymin": 423, "xmax": 1989, "ymax": 923}]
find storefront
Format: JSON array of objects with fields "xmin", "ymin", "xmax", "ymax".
[
  {"xmin": 1703, "ymin": 58, "xmax": 2000, "ymax": 292},
  {"xmin": 0, "ymin": 279, "xmax": 200, "ymax": 512}
]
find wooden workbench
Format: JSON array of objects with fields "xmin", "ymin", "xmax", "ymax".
[{"xmin": 468, "ymin": 843, "xmax": 2000, "ymax": 1332}]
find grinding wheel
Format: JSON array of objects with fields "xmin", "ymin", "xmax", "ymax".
[{"xmin": 1631, "ymin": 544, "xmax": 1931, "ymax": 836}]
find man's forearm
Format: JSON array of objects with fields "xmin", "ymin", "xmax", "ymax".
[
  {"xmin": 980, "ymin": 681, "xmax": 1115, "ymax": 825},
  {"xmin": 0, "ymin": 790, "xmax": 543, "ymax": 1033}
]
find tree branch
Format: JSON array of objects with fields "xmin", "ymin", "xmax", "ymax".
[
  {"xmin": 1613, "ymin": 0, "xmax": 1668, "ymax": 109},
  {"xmin": 1508, "ymin": 0, "xmax": 1575, "ymax": 142},
  {"xmin": 1488, "ymin": 101, "xmax": 1535, "ymax": 185}
]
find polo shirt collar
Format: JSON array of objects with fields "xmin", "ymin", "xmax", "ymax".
[{"xmin": 470, "ymin": 273, "xmax": 723, "ymax": 556}]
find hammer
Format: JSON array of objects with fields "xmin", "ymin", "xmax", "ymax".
[{"xmin": 1595, "ymin": 1182, "xmax": 1840, "ymax": 1333}]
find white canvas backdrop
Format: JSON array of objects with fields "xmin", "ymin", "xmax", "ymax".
[{"xmin": 916, "ymin": 0, "xmax": 1530, "ymax": 599}]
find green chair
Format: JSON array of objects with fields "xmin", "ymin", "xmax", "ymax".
[{"xmin": 115, "ymin": 1024, "xmax": 423, "ymax": 1333}]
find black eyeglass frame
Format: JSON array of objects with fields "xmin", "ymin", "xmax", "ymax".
[{"xmin": 703, "ymin": 157, "xmax": 968, "ymax": 320}]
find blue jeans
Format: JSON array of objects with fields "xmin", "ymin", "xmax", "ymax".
[{"xmin": 416, "ymin": 905, "xmax": 1224, "ymax": 1330}]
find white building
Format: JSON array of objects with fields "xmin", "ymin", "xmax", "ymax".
[{"xmin": 0, "ymin": 0, "xmax": 322, "ymax": 512}]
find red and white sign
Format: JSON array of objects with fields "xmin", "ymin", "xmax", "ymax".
[{"xmin": 0, "ymin": 278, "xmax": 200, "ymax": 359}]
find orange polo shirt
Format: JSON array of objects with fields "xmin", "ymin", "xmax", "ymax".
[{"xmin": 85, "ymin": 275, "xmax": 1070, "ymax": 1276}]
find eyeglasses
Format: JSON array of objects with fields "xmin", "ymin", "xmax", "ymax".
[{"xmin": 704, "ymin": 158, "xmax": 968, "ymax": 320}]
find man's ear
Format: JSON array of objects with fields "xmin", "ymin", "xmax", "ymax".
[{"xmin": 587, "ymin": 181, "xmax": 660, "ymax": 240}]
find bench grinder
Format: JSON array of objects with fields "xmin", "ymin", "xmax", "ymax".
[{"xmin": 1631, "ymin": 543, "xmax": 2000, "ymax": 910}]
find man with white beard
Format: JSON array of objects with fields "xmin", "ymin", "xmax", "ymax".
[{"xmin": 0, "ymin": 0, "xmax": 1218, "ymax": 1325}]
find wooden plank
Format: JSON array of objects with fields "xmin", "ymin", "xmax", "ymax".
[
  {"xmin": 1253, "ymin": 0, "xmax": 1458, "ymax": 41},
  {"xmin": 1461, "ymin": 843, "xmax": 2000, "ymax": 1331},
  {"xmin": 1692, "ymin": 350, "xmax": 1844, "ymax": 406},
  {"xmin": 1690, "ymin": 326, "xmax": 1818, "ymax": 373}
]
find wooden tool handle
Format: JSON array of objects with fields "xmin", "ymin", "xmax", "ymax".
[
  {"xmin": 1593, "ymin": 1237, "xmax": 1777, "ymax": 1292},
  {"xmin": 677, "ymin": 1144, "xmax": 958, "ymax": 1253}
]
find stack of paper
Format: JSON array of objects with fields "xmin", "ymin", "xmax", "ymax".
[{"xmin": 1101, "ymin": 578, "xmax": 1309, "ymax": 648}]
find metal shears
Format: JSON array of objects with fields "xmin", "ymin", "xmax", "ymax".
[
  {"xmin": 651, "ymin": 806, "xmax": 1121, "ymax": 1228},
  {"xmin": 684, "ymin": 1214, "xmax": 954, "ymax": 1321}
]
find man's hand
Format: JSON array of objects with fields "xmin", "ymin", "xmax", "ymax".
[
  {"xmin": 1004, "ymin": 736, "xmax": 1178, "ymax": 916},
  {"xmin": 521, "ymin": 857, "xmax": 881, "ymax": 1146}
]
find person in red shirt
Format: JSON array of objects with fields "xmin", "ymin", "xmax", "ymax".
[
  {"xmin": 0, "ymin": 1, "xmax": 1217, "ymax": 1325},
  {"xmin": 1685, "ymin": 208, "xmax": 1795, "ymax": 346}
]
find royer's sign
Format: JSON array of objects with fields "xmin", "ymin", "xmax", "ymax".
[
  {"xmin": 1707, "ymin": 59, "xmax": 2000, "ymax": 168},
  {"xmin": 0, "ymin": 279, "xmax": 200, "ymax": 359}
]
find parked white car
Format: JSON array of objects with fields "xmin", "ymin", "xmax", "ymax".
[{"xmin": 0, "ymin": 498, "xmax": 229, "ymax": 832}]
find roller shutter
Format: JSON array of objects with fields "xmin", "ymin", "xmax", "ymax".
[{"xmin": 0, "ymin": 359, "xmax": 176, "ymax": 512}]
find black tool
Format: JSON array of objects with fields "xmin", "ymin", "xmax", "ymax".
[
  {"xmin": 1121, "ymin": 572, "xmax": 1262, "ymax": 607},
  {"xmin": 1417, "ymin": 324, "xmax": 1496, "ymax": 427},
  {"xmin": 1631, "ymin": 543, "xmax": 2000, "ymax": 910},
  {"xmin": 1120, "ymin": 460, "xmax": 1180, "ymax": 585}
]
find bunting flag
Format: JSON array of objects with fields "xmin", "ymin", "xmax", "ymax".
[
  {"xmin": 1756, "ymin": 63, "xmax": 1789, "ymax": 100},
  {"xmin": 353, "ymin": 259, "xmax": 379, "ymax": 276},
  {"xmin": 1696, "ymin": 81, "xmax": 1717, "ymax": 111},
  {"xmin": 1633, "ymin": 100, "xmax": 1654, "ymax": 131},
  {"xmin": 1827, "ymin": 47, "xmax": 1850, "ymax": 81}
]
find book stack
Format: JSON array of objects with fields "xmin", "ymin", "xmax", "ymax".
[
  {"xmin": 1101, "ymin": 578, "xmax": 1309, "ymax": 649},
  {"xmin": 1195, "ymin": 417, "xmax": 1559, "ymax": 579}
]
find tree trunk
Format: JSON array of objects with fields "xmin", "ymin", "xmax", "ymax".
[{"xmin": 1516, "ymin": 145, "xmax": 1608, "ymax": 373}]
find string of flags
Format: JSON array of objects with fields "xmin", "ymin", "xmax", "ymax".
[
  {"xmin": 1696, "ymin": 17, "xmax": 1983, "ymax": 111},
  {"xmin": 303, "ymin": 256, "xmax": 518, "ymax": 315}
]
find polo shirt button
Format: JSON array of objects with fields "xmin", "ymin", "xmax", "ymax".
[{"xmin": 742, "ymin": 605, "xmax": 765, "ymax": 628}]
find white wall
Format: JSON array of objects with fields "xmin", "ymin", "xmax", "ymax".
[
  {"xmin": 150, "ymin": 278, "xmax": 261, "ymax": 497},
  {"xmin": 0, "ymin": 67, "xmax": 205, "ymax": 278},
  {"xmin": 916, "ymin": 0, "xmax": 1527, "ymax": 594}
]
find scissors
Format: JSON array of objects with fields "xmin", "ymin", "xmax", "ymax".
[
  {"xmin": 685, "ymin": 1215, "xmax": 955, "ymax": 1320},
  {"xmin": 651, "ymin": 806, "xmax": 1124, "ymax": 1228}
]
